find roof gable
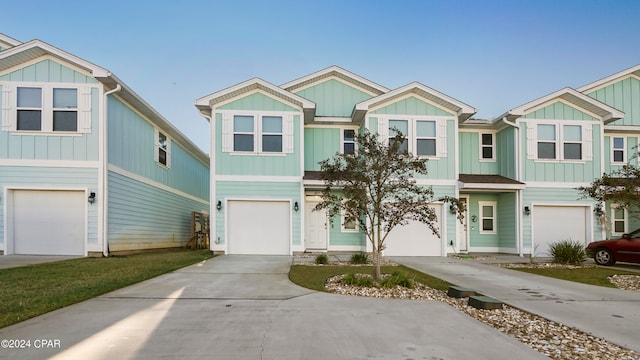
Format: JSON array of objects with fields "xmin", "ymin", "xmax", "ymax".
[
  {"xmin": 294, "ymin": 77, "xmax": 375, "ymax": 117},
  {"xmin": 0, "ymin": 57, "xmax": 99, "ymax": 84},
  {"xmin": 281, "ymin": 65, "xmax": 389, "ymax": 96},
  {"xmin": 522, "ymin": 100, "xmax": 598, "ymax": 121},
  {"xmin": 577, "ymin": 64, "xmax": 640, "ymax": 94},
  {"xmin": 354, "ymin": 82, "xmax": 476, "ymax": 122},
  {"xmin": 0, "ymin": 33, "xmax": 22, "ymax": 50},
  {"xmin": 501, "ymin": 87, "xmax": 624, "ymax": 123}
]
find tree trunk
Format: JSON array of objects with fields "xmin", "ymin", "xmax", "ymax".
[{"xmin": 374, "ymin": 250, "xmax": 382, "ymax": 280}]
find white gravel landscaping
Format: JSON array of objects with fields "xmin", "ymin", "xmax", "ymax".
[{"xmin": 323, "ymin": 267, "xmax": 640, "ymax": 360}]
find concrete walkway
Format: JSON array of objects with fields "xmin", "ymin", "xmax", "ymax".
[
  {"xmin": 0, "ymin": 255, "xmax": 547, "ymax": 360},
  {"xmin": 391, "ymin": 256, "xmax": 640, "ymax": 352}
]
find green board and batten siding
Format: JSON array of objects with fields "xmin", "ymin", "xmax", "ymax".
[
  {"xmin": 304, "ymin": 127, "xmax": 340, "ymax": 171},
  {"xmin": 108, "ymin": 97, "xmax": 209, "ymax": 200},
  {"xmin": 215, "ymin": 93, "xmax": 302, "ymax": 176},
  {"xmin": 459, "ymin": 132, "xmax": 498, "ymax": 174},
  {"xmin": 521, "ymin": 101, "xmax": 598, "ymax": 121},
  {"xmin": 0, "ymin": 59, "xmax": 99, "ymax": 84},
  {"xmin": 292, "ymin": 78, "xmax": 373, "ymax": 117},
  {"xmin": 215, "ymin": 181, "xmax": 302, "ymax": 246},
  {"xmin": 0, "ymin": 167, "xmax": 99, "ymax": 246},
  {"xmin": 586, "ymin": 76, "xmax": 640, "ymax": 126},
  {"xmin": 497, "ymin": 127, "xmax": 517, "ymax": 179}
]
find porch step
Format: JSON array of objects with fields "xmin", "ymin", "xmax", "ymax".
[
  {"xmin": 447, "ymin": 286, "xmax": 477, "ymax": 298},
  {"xmin": 468, "ymin": 295, "xmax": 504, "ymax": 310}
]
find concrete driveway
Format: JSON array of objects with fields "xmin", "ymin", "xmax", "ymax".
[{"xmin": 0, "ymin": 255, "xmax": 548, "ymax": 360}]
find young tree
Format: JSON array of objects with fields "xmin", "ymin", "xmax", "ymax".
[
  {"xmin": 578, "ymin": 164, "xmax": 640, "ymax": 223},
  {"xmin": 314, "ymin": 130, "xmax": 464, "ymax": 280}
]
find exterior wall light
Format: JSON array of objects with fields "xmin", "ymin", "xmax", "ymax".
[
  {"xmin": 524, "ymin": 206, "xmax": 531, "ymax": 215},
  {"xmin": 88, "ymin": 192, "xmax": 96, "ymax": 204},
  {"xmin": 294, "ymin": 201, "xmax": 299, "ymax": 212},
  {"xmin": 216, "ymin": 200, "xmax": 222, "ymax": 211}
]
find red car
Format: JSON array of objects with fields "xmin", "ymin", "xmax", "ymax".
[{"xmin": 587, "ymin": 228, "xmax": 640, "ymax": 266}]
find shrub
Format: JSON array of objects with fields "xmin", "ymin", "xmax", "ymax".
[
  {"xmin": 341, "ymin": 273, "xmax": 374, "ymax": 287},
  {"xmin": 549, "ymin": 239, "xmax": 586, "ymax": 265},
  {"xmin": 315, "ymin": 254, "xmax": 329, "ymax": 265},
  {"xmin": 350, "ymin": 252, "xmax": 369, "ymax": 264},
  {"xmin": 380, "ymin": 271, "xmax": 415, "ymax": 289}
]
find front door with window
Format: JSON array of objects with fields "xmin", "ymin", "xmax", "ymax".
[
  {"xmin": 457, "ymin": 197, "xmax": 469, "ymax": 252},
  {"xmin": 305, "ymin": 200, "xmax": 328, "ymax": 250}
]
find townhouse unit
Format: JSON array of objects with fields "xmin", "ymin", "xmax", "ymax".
[
  {"xmin": 197, "ymin": 65, "xmax": 640, "ymax": 257},
  {"xmin": 0, "ymin": 34, "xmax": 209, "ymax": 256}
]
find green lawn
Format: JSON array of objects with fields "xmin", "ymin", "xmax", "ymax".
[
  {"xmin": 509, "ymin": 267, "xmax": 638, "ymax": 288},
  {"xmin": 289, "ymin": 264, "xmax": 451, "ymax": 291},
  {"xmin": 0, "ymin": 249, "xmax": 213, "ymax": 328}
]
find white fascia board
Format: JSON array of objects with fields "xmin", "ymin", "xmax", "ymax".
[
  {"xmin": 0, "ymin": 39, "xmax": 110, "ymax": 78},
  {"xmin": 459, "ymin": 183, "xmax": 525, "ymax": 190},
  {"xmin": 604, "ymin": 125, "xmax": 640, "ymax": 133},
  {"xmin": 196, "ymin": 77, "xmax": 315, "ymax": 110},
  {"xmin": 281, "ymin": 65, "xmax": 390, "ymax": 94},
  {"xmin": 577, "ymin": 64, "xmax": 640, "ymax": 93},
  {"xmin": 0, "ymin": 33, "xmax": 22, "ymax": 47}
]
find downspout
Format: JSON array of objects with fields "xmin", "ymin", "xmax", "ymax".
[
  {"xmin": 102, "ymin": 84, "xmax": 121, "ymax": 257},
  {"xmin": 199, "ymin": 111, "xmax": 214, "ymax": 252},
  {"xmin": 501, "ymin": 117, "xmax": 524, "ymax": 256}
]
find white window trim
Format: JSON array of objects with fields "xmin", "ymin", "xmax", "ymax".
[
  {"xmin": 341, "ymin": 127, "xmax": 358, "ymax": 155},
  {"xmin": 479, "ymin": 201, "xmax": 497, "ymax": 234},
  {"xmin": 154, "ymin": 128, "xmax": 171, "ymax": 168},
  {"xmin": 1, "ymin": 82, "xmax": 92, "ymax": 134},
  {"xmin": 377, "ymin": 115, "xmax": 448, "ymax": 159},
  {"xmin": 611, "ymin": 136, "xmax": 626, "ymax": 164},
  {"xmin": 526, "ymin": 120, "xmax": 593, "ymax": 163},
  {"xmin": 479, "ymin": 132, "xmax": 496, "ymax": 162},
  {"xmin": 611, "ymin": 204, "xmax": 627, "ymax": 236},
  {"xmin": 340, "ymin": 209, "xmax": 359, "ymax": 233},
  {"xmin": 220, "ymin": 110, "xmax": 295, "ymax": 155}
]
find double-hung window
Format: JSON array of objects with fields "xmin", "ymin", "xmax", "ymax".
[
  {"xmin": 389, "ymin": 119, "xmax": 409, "ymax": 154},
  {"xmin": 612, "ymin": 137, "xmax": 625, "ymax": 163},
  {"xmin": 343, "ymin": 129, "xmax": 356, "ymax": 155},
  {"xmin": 14, "ymin": 86, "xmax": 79, "ymax": 132},
  {"xmin": 537, "ymin": 124, "xmax": 557, "ymax": 159},
  {"xmin": 155, "ymin": 129, "xmax": 170, "ymax": 167},
  {"xmin": 416, "ymin": 120, "xmax": 436, "ymax": 156},
  {"xmin": 262, "ymin": 116, "xmax": 282, "ymax": 152},
  {"xmin": 226, "ymin": 112, "xmax": 292, "ymax": 154},
  {"xmin": 612, "ymin": 205, "xmax": 627, "ymax": 235},
  {"xmin": 479, "ymin": 201, "xmax": 496, "ymax": 234},
  {"xmin": 535, "ymin": 123, "xmax": 585, "ymax": 160},
  {"xmin": 387, "ymin": 118, "xmax": 440, "ymax": 157},
  {"xmin": 233, "ymin": 115, "xmax": 255, "ymax": 152},
  {"xmin": 481, "ymin": 133, "xmax": 495, "ymax": 160}
]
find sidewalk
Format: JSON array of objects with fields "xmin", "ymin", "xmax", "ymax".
[{"xmin": 390, "ymin": 255, "xmax": 640, "ymax": 352}]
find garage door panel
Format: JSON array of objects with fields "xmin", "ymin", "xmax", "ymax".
[
  {"xmin": 383, "ymin": 205, "xmax": 443, "ymax": 256},
  {"xmin": 228, "ymin": 201, "xmax": 290, "ymax": 255},
  {"xmin": 533, "ymin": 206, "xmax": 588, "ymax": 257},
  {"xmin": 13, "ymin": 190, "xmax": 85, "ymax": 255}
]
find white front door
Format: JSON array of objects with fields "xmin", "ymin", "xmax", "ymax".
[
  {"xmin": 305, "ymin": 201, "xmax": 328, "ymax": 250},
  {"xmin": 457, "ymin": 197, "xmax": 469, "ymax": 252}
]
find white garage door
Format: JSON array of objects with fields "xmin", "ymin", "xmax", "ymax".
[
  {"xmin": 227, "ymin": 200, "xmax": 290, "ymax": 255},
  {"xmin": 533, "ymin": 206, "xmax": 588, "ymax": 257},
  {"xmin": 383, "ymin": 205, "xmax": 443, "ymax": 256},
  {"xmin": 13, "ymin": 190, "xmax": 85, "ymax": 255}
]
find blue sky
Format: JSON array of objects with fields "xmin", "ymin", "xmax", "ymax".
[{"xmin": 3, "ymin": 0, "xmax": 640, "ymax": 152}]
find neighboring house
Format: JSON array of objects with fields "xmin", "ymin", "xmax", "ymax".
[
  {"xmin": 0, "ymin": 34, "xmax": 209, "ymax": 256},
  {"xmin": 197, "ymin": 65, "xmax": 640, "ymax": 257}
]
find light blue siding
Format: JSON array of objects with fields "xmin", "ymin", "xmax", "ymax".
[
  {"xmin": 0, "ymin": 59, "xmax": 98, "ymax": 84},
  {"xmin": 108, "ymin": 96, "xmax": 209, "ymax": 200},
  {"xmin": 521, "ymin": 123, "xmax": 602, "ymax": 183},
  {"xmin": 522, "ymin": 101, "xmax": 597, "ymax": 121},
  {"xmin": 0, "ymin": 87, "xmax": 100, "ymax": 162},
  {"xmin": 107, "ymin": 171, "xmax": 208, "ymax": 251},
  {"xmin": 218, "ymin": 92, "xmax": 298, "ymax": 112},
  {"xmin": 459, "ymin": 132, "xmax": 498, "ymax": 174},
  {"xmin": 497, "ymin": 127, "xmax": 516, "ymax": 179},
  {"xmin": 304, "ymin": 127, "xmax": 340, "ymax": 171},
  {"xmin": 292, "ymin": 79, "xmax": 373, "ymax": 117},
  {"xmin": 0, "ymin": 166, "xmax": 99, "ymax": 246},
  {"xmin": 216, "ymin": 181, "xmax": 302, "ymax": 246},
  {"xmin": 604, "ymin": 135, "xmax": 639, "ymax": 173},
  {"xmin": 587, "ymin": 77, "xmax": 640, "ymax": 126},
  {"xmin": 371, "ymin": 96, "xmax": 454, "ymax": 117},
  {"xmin": 214, "ymin": 112, "xmax": 301, "ymax": 176}
]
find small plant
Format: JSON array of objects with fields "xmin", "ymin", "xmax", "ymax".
[
  {"xmin": 549, "ymin": 239, "xmax": 586, "ymax": 265},
  {"xmin": 380, "ymin": 271, "xmax": 415, "ymax": 289},
  {"xmin": 315, "ymin": 253, "xmax": 329, "ymax": 265},
  {"xmin": 350, "ymin": 252, "xmax": 369, "ymax": 264},
  {"xmin": 341, "ymin": 273, "xmax": 374, "ymax": 287}
]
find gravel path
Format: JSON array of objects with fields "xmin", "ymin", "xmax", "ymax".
[{"xmin": 324, "ymin": 269, "xmax": 640, "ymax": 360}]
